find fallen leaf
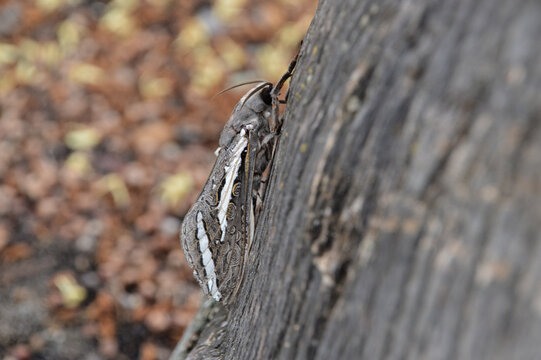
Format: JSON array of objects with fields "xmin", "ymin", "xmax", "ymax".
[
  {"xmin": 53, "ymin": 273, "xmax": 88, "ymax": 308},
  {"xmin": 70, "ymin": 63, "xmax": 105, "ymax": 85},
  {"xmin": 159, "ymin": 173, "xmax": 193, "ymax": 207},
  {"xmin": 65, "ymin": 128, "xmax": 101, "ymax": 150},
  {"xmin": 97, "ymin": 173, "xmax": 131, "ymax": 207}
]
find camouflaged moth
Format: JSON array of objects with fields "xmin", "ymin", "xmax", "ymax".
[{"xmin": 180, "ymin": 57, "xmax": 297, "ymax": 304}]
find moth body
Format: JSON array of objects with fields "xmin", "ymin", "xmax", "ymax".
[
  {"xmin": 180, "ymin": 57, "xmax": 296, "ymax": 304},
  {"xmin": 180, "ymin": 82, "xmax": 277, "ymax": 304}
]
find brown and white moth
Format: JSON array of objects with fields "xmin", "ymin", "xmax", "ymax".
[{"xmin": 180, "ymin": 58, "xmax": 297, "ymax": 304}]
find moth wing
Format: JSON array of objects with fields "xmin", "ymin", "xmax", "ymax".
[
  {"xmin": 180, "ymin": 155, "xmax": 227, "ymax": 299},
  {"xmin": 212, "ymin": 131, "xmax": 258, "ymax": 304},
  {"xmin": 180, "ymin": 131, "xmax": 257, "ymax": 304}
]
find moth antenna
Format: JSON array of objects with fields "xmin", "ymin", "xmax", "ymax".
[{"xmin": 212, "ymin": 80, "xmax": 268, "ymax": 99}]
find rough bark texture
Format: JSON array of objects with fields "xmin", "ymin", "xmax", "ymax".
[{"xmin": 173, "ymin": 0, "xmax": 541, "ymax": 358}]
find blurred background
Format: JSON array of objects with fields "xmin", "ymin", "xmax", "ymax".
[{"xmin": 0, "ymin": 0, "xmax": 316, "ymax": 358}]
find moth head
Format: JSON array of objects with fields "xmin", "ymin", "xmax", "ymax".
[
  {"xmin": 218, "ymin": 81, "xmax": 274, "ymax": 147},
  {"xmin": 238, "ymin": 81, "xmax": 273, "ymax": 113}
]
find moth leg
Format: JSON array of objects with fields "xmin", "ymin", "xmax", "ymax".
[
  {"xmin": 270, "ymin": 52, "xmax": 298, "ymax": 134},
  {"xmin": 252, "ymin": 169, "xmax": 266, "ymax": 222},
  {"xmin": 260, "ymin": 133, "xmax": 275, "ymax": 150},
  {"xmin": 278, "ymin": 87, "xmax": 291, "ymax": 104},
  {"xmin": 254, "ymin": 190, "xmax": 265, "ymax": 220}
]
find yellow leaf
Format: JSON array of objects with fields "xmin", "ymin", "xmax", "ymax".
[
  {"xmin": 256, "ymin": 44, "xmax": 290, "ymax": 82},
  {"xmin": 213, "ymin": 0, "xmax": 248, "ymax": 21},
  {"xmin": 190, "ymin": 46, "xmax": 225, "ymax": 96},
  {"xmin": 159, "ymin": 173, "xmax": 193, "ymax": 207},
  {"xmin": 15, "ymin": 61, "xmax": 38, "ymax": 85},
  {"xmin": 100, "ymin": 8, "xmax": 136, "ymax": 36},
  {"xmin": 65, "ymin": 128, "xmax": 101, "ymax": 150},
  {"xmin": 36, "ymin": 0, "xmax": 64, "ymax": 12},
  {"xmin": 54, "ymin": 274, "xmax": 87, "ymax": 308},
  {"xmin": 277, "ymin": 20, "xmax": 310, "ymax": 48},
  {"xmin": 57, "ymin": 20, "xmax": 83, "ymax": 51},
  {"xmin": 65, "ymin": 152, "xmax": 92, "ymax": 175},
  {"xmin": 99, "ymin": 173, "xmax": 131, "ymax": 207},
  {"xmin": 70, "ymin": 63, "xmax": 105, "ymax": 85},
  {"xmin": 139, "ymin": 77, "xmax": 173, "ymax": 99},
  {"xmin": 35, "ymin": 0, "xmax": 81, "ymax": 12},
  {"xmin": 0, "ymin": 43, "xmax": 18, "ymax": 64},
  {"xmin": 216, "ymin": 38, "xmax": 246, "ymax": 71},
  {"xmin": 175, "ymin": 19, "xmax": 209, "ymax": 52}
]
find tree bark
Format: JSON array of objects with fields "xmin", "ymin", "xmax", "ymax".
[{"xmin": 173, "ymin": 0, "xmax": 541, "ymax": 358}]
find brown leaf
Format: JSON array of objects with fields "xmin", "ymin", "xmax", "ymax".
[
  {"xmin": 144, "ymin": 306, "xmax": 171, "ymax": 333},
  {"xmin": 131, "ymin": 121, "xmax": 173, "ymax": 155},
  {"xmin": 2, "ymin": 243, "xmax": 33, "ymax": 263}
]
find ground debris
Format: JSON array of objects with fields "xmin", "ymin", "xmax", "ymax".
[{"xmin": 0, "ymin": 0, "xmax": 315, "ymax": 358}]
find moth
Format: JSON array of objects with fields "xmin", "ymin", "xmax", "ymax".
[{"xmin": 180, "ymin": 58, "xmax": 297, "ymax": 304}]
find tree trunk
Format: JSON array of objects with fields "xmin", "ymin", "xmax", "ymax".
[{"xmin": 172, "ymin": 0, "xmax": 541, "ymax": 358}]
